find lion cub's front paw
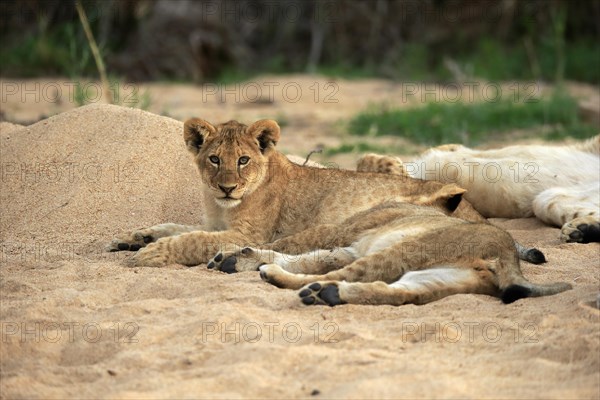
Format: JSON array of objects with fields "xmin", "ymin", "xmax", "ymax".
[
  {"xmin": 208, "ymin": 247, "xmax": 274, "ymax": 274},
  {"xmin": 107, "ymin": 223, "xmax": 199, "ymax": 252},
  {"xmin": 127, "ymin": 239, "xmax": 174, "ymax": 268},
  {"xmin": 561, "ymin": 216, "xmax": 600, "ymax": 243},
  {"xmin": 106, "ymin": 228, "xmax": 160, "ymax": 252}
]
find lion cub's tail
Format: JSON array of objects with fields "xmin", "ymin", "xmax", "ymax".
[{"xmin": 501, "ymin": 281, "xmax": 572, "ymax": 304}]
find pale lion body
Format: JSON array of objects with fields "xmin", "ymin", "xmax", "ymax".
[
  {"xmin": 358, "ymin": 135, "xmax": 600, "ymax": 243},
  {"xmin": 108, "ymin": 118, "xmax": 569, "ymax": 306}
]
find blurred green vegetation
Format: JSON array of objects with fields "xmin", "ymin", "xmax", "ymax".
[
  {"xmin": 441, "ymin": 38, "xmax": 600, "ymax": 83},
  {"xmin": 0, "ymin": 20, "xmax": 96, "ymax": 78},
  {"xmin": 4, "ymin": 29, "xmax": 597, "ymax": 84},
  {"xmin": 348, "ymin": 91, "xmax": 597, "ymax": 146},
  {"xmin": 1, "ymin": 1, "xmax": 598, "ymax": 84}
]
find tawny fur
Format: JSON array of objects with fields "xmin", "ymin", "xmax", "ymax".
[
  {"xmin": 208, "ymin": 202, "xmax": 571, "ymax": 306},
  {"xmin": 110, "ymin": 118, "xmax": 545, "ymax": 267}
]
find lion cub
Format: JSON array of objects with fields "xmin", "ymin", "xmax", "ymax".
[{"xmin": 208, "ymin": 201, "xmax": 571, "ymax": 306}]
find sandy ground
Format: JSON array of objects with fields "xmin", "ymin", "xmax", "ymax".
[{"xmin": 0, "ymin": 82, "xmax": 599, "ymax": 399}]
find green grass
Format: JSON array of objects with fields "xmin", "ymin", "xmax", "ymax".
[{"xmin": 348, "ymin": 91, "xmax": 597, "ymax": 146}]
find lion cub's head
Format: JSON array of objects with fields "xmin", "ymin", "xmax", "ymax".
[{"xmin": 184, "ymin": 118, "xmax": 280, "ymax": 208}]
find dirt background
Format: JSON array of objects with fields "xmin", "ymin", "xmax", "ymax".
[{"xmin": 1, "ymin": 76, "xmax": 599, "ymax": 399}]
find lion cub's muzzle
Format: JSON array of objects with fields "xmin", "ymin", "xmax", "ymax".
[{"xmin": 218, "ymin": 184, "xmax": 238, "ymax": 197}]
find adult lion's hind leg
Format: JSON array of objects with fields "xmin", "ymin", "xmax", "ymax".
[
  {"xmin": 533, "ymin": 185, "xmax": 600, "ymax": 243},
  {"xmin": 106, "ymin": 223, "xmax": 203, "ymax": 251},
  {"xmin": 560, "ymin": 217, "xmax": 600, "ymax": 243}
]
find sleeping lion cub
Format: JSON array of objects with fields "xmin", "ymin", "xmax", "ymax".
[
  {"xmin": 209, "ymin": 201, "xmax": 571, "ymax": 306},
  {"xmin": 358, "ymin": 136, "xmax": 600, "ymax": 243}
]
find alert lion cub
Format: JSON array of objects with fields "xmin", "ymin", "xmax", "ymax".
[
  {"xmin": 358, "ymin": 136, "xmax": 600, "ymax": 243},
  {"xmin": 208, "ymin": 202, "xmax": 571, "ymax": 306},
  {"xmin": 108, "ymin": 118, "xmax": 542, "ymax": 267}
]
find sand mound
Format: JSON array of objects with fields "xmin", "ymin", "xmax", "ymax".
[{"xmin": 1, "ymin": 105, "xmax": 598, "ymax": 399}]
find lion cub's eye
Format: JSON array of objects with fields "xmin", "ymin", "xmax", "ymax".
[
  {"xmin": 209, "ymin": 156, "xmax": 220, "ymax": 165},
  {"xmin": 238, "ymin": 156, "xmax": 250, "ymax": 166}
]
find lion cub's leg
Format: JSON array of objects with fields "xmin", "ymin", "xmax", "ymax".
[
  {"xmin": 208, "ymin": 247, "xmax": 358, "ymax": 274},
  {"xmin": 533, "ymin": 185, "xmax": 600, "ymax": 243},
  {"xmin": 259, "ymin": 244, "xmax": 416, "ymax": 290},
  {"xmin": 297, "ymin": 268, "xmax": 484, "ymax": 306},
  {"xmin": 125, "ymin": 229, "xmax": 249, "ymax": 268},
  {"xmin": 107, "ymin": 223, "xmax": 203, "ymax": 251}
]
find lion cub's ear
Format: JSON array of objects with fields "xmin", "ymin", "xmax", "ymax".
[
  {"xmin": 184, "ymin": 118, "xmax": 216, "ymax": 155},
  {"xmin": 247, "ymin": 119, "xmax": 281, "ymax": 153},
  {"xmin": 433, "ymin": 184, "xmax": 467, "ymax": 212}
]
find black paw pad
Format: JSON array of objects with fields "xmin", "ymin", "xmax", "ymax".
[
  {"xmin": 577, "ymin": 223, "xmax": 600, "ymax": 243},
  {"xmin": 299, "ymin": 289, "xmax": 312, "ymax": 297},
  {"xmin": 207, "ymin": 261, "xmax": 215, "ymax": 269},
  {"xmin": 569, "ymin": 229, "xmax": 583, "ymax": 241},
  {"xmin": 308, "ymin": 283, "xmax": 322, "ymax": 291},
  {"xmin": 220, "ymin": 256, "xmax": 237, "ymax": 274},
  {"xmin": 241, "ymin": 247, "xmax": 253, "ymax": 255},
  {"xmin": 214, "ymin": 253, "xmax": 223, "ymax": 262},
  {"xmin": 301, "ymin": 296, "xmax": 316, "ymax": 305},
  {"xmin": 319, "ymin": 285, "xmax": 343, "ymax": 306},
  {"xmin": 143, "ymin": 236, "xmax": 153, "ymax": 244},
  {"xmin": 129, "ymin": 244, "xmax": 142, "ymax": 251},
  {"xmin": 117, "ymin": 243, "xmax": 130, "ymax": 251}
]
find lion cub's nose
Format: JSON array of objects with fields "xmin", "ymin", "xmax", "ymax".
[{"xmin": 219, "ymin": 185, "xmax": 237, "ymax": 195}]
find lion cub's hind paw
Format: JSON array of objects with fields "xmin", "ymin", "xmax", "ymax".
[
  {"xmin": 208, "ymin": 247, "xmax": 266, "ymax": 274},
  {"xmin": 207, "ymin": 252, "xmax": 239, "ymax": 274},
  {"xmin": 561, "ymin": 216, "xmax": 600, "ymax": 243},
  {"xmin": 299, "ymin": 282, "xmax": 345, "ymax": 307}
]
